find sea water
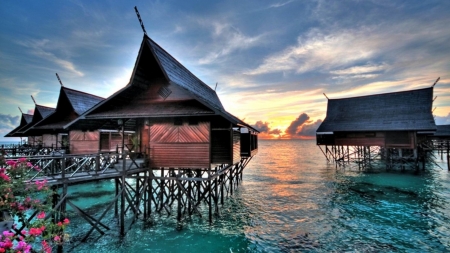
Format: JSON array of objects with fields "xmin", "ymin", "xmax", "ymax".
[{"xmin": 51, "ymin": 140, "xmax": 450, "ymax": 252}]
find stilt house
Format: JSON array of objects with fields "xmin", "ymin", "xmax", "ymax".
[
  {"xmin": 4, "ymin": 112, "xmax": 33, "ymax": 142},
  {"xmin": 65, "ymin": 34, "xmax": 259, "ymax": 168},
  {"xmin": 431, "ymin": 125, "xmax": 450, "ymax": 140},
  {"xmin": 14, "ymin": 104, "xmax": 55, "ymax": 146},
  {"xmin": 25, "ymin": 86, "xmax": 104, "ymax": 152},
  {"xmin": 316, "ymin": 87, "xmax": 436, "ymax": 149}
]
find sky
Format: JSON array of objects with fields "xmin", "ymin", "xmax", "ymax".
[{"xmin": 1, "ymin": 0, "xmax": 450, "ymax": 141}]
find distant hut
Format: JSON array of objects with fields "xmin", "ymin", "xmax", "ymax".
[
  {"xmin": 15, "ymin": 104, "xmax": 55, "ymax": 146},
  {"xmin": 432, "ymin": 124, "xmax": 450, "ymax": 140},
  {"xmin": 316, "ymin": 87, "xmax": 436, "ymax": 165},
  {"xmin": 65, "ymin": 34, "xmax": 259, "ymax": 168},
  {"xmin": 4, "ymin": 111, "xmax": 33, "ymax": 144},
  {"xmin": 25, "ymin": 86, "xmax": 104, "ymax": 153}
]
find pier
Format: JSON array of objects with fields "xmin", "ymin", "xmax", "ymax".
[{"xmin": 2, "ymin": 149, "xmax": 253, "ymax": 245}]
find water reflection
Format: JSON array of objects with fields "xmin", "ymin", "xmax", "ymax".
[{"xmin": 66, "ymin": 139, "xmax": 449, "ymax": 252}]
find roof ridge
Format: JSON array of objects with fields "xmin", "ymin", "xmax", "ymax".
[
  {"xmin": 145, "ymin": 36, "xmax": 217, "ymax": 94},
  {"xmin": 330, "ymin": 87, "xmax": 433, "ymax": 100},
  {"xmin": 35, "ymin": 104, "xmax": 55, "ymax": 109},
  {"xmin": 62, "ymin": 86, "xmax": 105, "ymax": 100}
]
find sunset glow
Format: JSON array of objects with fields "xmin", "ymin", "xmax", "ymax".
[{"xmin": 1, "ymin": 1, "xmax": 449, "ymax": 141}]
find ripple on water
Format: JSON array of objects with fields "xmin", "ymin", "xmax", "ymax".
[{"xmin": 66, "ymin": 140, "xmax": 449, "ymax": 252}]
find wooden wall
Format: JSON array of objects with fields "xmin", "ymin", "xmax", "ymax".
[
  {"xmin": 232, "ymin": 130, "xmax": 241, "ymax": 164},
  {"xmin": 28, "ymin": 136, "xmax": 42, "ymax": 146},
  {"xmin": 70, "ymin": 130, "xmax": 99, "ymax": 154},
  {"xmin": 42, "ymin": 134, "xmax": 57, "ymax": 147},
  {"xmin": 99, "ymin": 132, "xmax": 124, "ymax": 152},
  {"xmin": 142, "ymin": 120, "xmax": 210, "ymax": 168}
]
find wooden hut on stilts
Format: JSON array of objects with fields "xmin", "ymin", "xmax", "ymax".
[
  {"xmin": 316, "ymin": 86, "xmax": 437, "ymax": 170},
  {"xmin": 430, "ymin": 125, "xmax": 450, "ymax": 170},
  {"xmin": 64, "ymin": 12, "xmax": 259, "ymax": 225},
  {"xmin": 4, "ymin": 108, "xmax": 33, "ymax": 147},
  {"xmin": 24, "ymin": 83, "xmax": 104, "ymax": 154},
  {"xmin": 13, "ymin": 96, "xmax": 55, "ymax": 148}
]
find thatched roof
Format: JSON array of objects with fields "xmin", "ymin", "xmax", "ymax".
[
  {"xmin": 317, "ymin": 87, "xmax": 436, "ymax": 133},
  {"xmin": 434, "ymin": 124, "xmax": 450, "ymax": 137},
  {"xmin": 25, "ymin": 86, "xmax": 103, "ymax": 135},
  {"xmin": 66, "ymin": 35, "xmax": 258, "ymax": 133},
  {"xmin": 14, "ymin": 105, "xmax": 55, "ymax": 136}
]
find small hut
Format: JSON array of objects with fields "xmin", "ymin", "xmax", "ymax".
[
  {"xmin": 4, "ymin": 111, "xmax": 33, "ymax": 143},
  {"xmin": 65, "ymin": 34, "xmax": 259, "ymax": 168},
  {"xmin": 25, "ymin": 86, "xmax": 104, "ymax": 152},
  {"xmin": 316, "ymin": 87, "xmax": 436, "ymax": 167},
  {"xmin": 15, "ymin": 104, "xmax": 55, "ymax": 146}
]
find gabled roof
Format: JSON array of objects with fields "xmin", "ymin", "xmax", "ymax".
[
  {"xmin": 433, "ymin": 124, "xmax": 450, "ymax": 137},
  {"xmin": 26, "ymin": 86, "xmax": 103, "ymax": 135},
  {"xmin": 317, "ymin": 87, "xmax": 436, "ymax": 133},
  {"xmin": 65, "ymin": 35, "xmax": 258, "ymax": 133},
  {"xmin": 4, "ymin": 113, "xmax": 33, "ymax": 137},
  {"xmin": 145, "ymin": 37, "xmax": 224, "ymax": 111},
  {"xmin": 15, "ymin": 104, "xmax": 55, "ymax": 135}
]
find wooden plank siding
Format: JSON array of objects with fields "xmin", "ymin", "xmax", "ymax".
[
  {"xmin": 232, "ymin": 130, "xmax": 241, "ymax": 164},
  {"xmin": 70, "ymin": 130, "xmax": 100, "ymax": 154},
  {"xmin": 42, "ymin": 134, "xmax": 57, "ymax": 147},
  {"xmin": 142, "ymin": 121, "xmax": 211, "ymax": 168},
  {"xmin": 99, "ymin": 132, "xmax": 124, "ymax": 152}
]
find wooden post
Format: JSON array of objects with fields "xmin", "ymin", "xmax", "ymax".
[
  {"xmin": 447, "ymin": 140, "xmax": 449, "ymax": 171},
  {"xmin": 120, "ymin": 153, "xmax": 126, "ymax": 236},
  {"xmin": 208, "ymin": 175, "xmax": 212, "ymax": 223}
]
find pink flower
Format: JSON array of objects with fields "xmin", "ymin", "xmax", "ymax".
[
  {"xmin": 6, "ymin": 160, "xmax": 16, "ymax": 167},
  {"xmin": 26, "ymin": 162, "xmax": 33, "ymax": 167},
  {"xmin": 57, "ymin": 222, "xmax": 63, "ymax": 227},
  {"xmin": 37, "ymin": 211, "xmax": 46, "ymax": 219},
  {"xmin": 29, "ymin": 228, "xmax": 42, "ymax": 236},
  {"xmin": 63, "ymin": 218, "xmax": 70, "ymax": 224},
  {"xmin": 0, "ymin": 173, "xmax": 10, "ymax": 182},
  {"xmin": 18, "ymin": 157, "xmax": 27, "ymax": 163},
  {"xmin": 54, "ymin": 235, "xmax": 61, "ymax": 242}
]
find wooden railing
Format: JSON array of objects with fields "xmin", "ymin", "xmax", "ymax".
[{"xmin": 4, "ymin": 152, "xmax": 145, "ymax": 185}]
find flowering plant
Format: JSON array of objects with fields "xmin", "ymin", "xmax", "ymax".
[{"xmin": 0, "ymin": 153, "xmax": 70, "ymax": 253}]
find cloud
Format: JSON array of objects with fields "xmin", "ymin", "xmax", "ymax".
[
  {"xmin": 0, "ymin": 114, "xmax": 20, "ymax": 137},
  {"xmin": 252, "ymin": 121, "xmax": 283, "ymax": 138},
  {"xmin": 17, "ymin": 39, "xmax": 84, "ymax": 77},
  {"xmin": 269, "ymin": 0, "xmax": 295, "ymax": 8},
  {"xmin": 435, "ymin": 113, "xmax": 450, "ymax": 125},
  {"xmin": 284, "ymin": 113, "xmax": 323, "ymax": 138},
  {"xmin": 197, "ymin": 22, "xmax": 266, "ymax": 65},
  {"xmin": 285, "ymin": 113, "xmax": 310, "ymax": 136},
  {"xmin": 330, "ymin": 63, "xmax": 388, "ymax": 80},
  {"xmin": 244, "ymin": 28, "xmax": 376, "ymax": 75},
  {"xmin": 296, "ymin": 119, "xmax": 322, "ymax": 137}
]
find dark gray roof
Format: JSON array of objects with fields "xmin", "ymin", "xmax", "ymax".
[
  {"xmin": 317, "ymin": 87, "xmax": 436, "ymax": 133},
  {"xmin": 36, "ymin": 104, "xmax": 55, "ymax": 119},
  {"xmin": 15, "ymin": 105, "xmax": 55, "ymax": 135},
  {"xmin": 65, "ymin": 35, "xmax": 258, "ymax": 133},
  {"xmin": 26, "ymin": 87, "xmax": 103, "ymax": 134},
  {"xmin": 63, "ymin": 87, "xmax": 104, "ymax": 115},
  {"xmin": 434, "ymin": 125, "xmax": 450, "ymax": 137},
  {"xmin": 147, "ymin": 37, "xmax": 224, "ymax": 111}
]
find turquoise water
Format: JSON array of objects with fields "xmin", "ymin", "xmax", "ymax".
[{"xmin": 62, "ymin": 140, "xmax": 449, "ymax": 252}]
